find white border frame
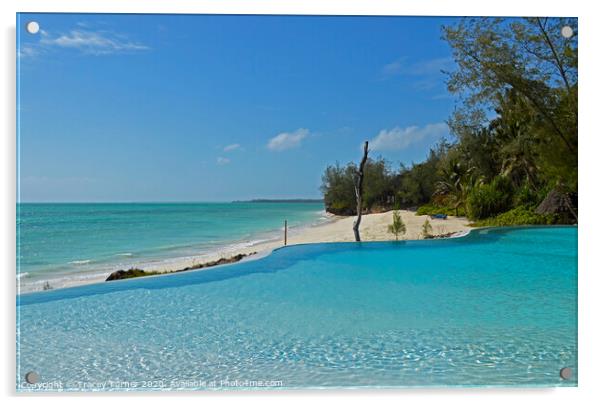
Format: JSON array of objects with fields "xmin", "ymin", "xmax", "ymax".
[{"xmin": 3, "ymin": 1, "xmax": 601, "ymax": 404}]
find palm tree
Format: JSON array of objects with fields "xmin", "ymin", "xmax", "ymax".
[
  {"xmin": 434, "ymin": 158, "xmax": 478, "ymax": 216},
  {"xmin": 500, "ymin": 134, "xmax": 539, "ymax": 190},
  {"xmin": 492, "ymin": 90, "xmax": 540, "ymax": 190}
]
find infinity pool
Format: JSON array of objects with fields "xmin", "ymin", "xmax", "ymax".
[{"xmin": 17, "ymin": 227, "xmax": 577, "ymax": 390}]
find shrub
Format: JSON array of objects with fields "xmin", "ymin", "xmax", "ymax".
[
  {"xmin": 466, "ymin": 176, "xmax": 513, "ymax": 220},
  {"xmin": 329, "ymin": 200, "xmax": 354, "ymax": 215},
  {"xmin": 416, "ymin": 203, "xmax": 466, "ymax": 217},
  {"xmin": 513, "ymin": 183, "xmax": 538, "ymax": 207},
  {"xmin": 421, "ymin": 219, "xmax": 433, "ymax": 238},
  {"xmin": 388, "ymin": 210, "xmax": 406, "ymax": 240},
  {"xmin": 472, "ymin": 206, "xmax": 558, "ymax": 227},
  {"xmin": 321, "ymin": 158, "xmax": 396, "ymax": 215}
]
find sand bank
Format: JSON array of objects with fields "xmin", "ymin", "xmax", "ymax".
[{"xmin": 20, "ymin": 210, "xmax": 471, "ymax": 293}]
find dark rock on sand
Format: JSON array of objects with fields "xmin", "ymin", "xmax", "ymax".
[
  {"xmin": 106, "ymin": 268, "xmax": 157, "ymax": 281},
  {"xmin": 105, "ymin": 252, "xmax": 257, "ymax": 282},
  {"xmin": 177, "ymin": 252, "xmax": 256, "ymax": 272}
]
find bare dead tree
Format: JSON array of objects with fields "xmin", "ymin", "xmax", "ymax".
[{"xmin": 353, "ymin": 141, "xmax": 369, "ymax": 242}]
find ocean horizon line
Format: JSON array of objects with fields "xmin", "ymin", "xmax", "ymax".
[{"xmin": 17, "ymin": 199, "xmax": 325, "ymax": 204}]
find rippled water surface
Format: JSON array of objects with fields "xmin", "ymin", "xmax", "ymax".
[
  {"xmin": 17, "ymin": 202, "xmax": 325, "ymax": 288},
  {"xmin": 17, "ymin": 227, "xmax": 577, "ymax": 390}
]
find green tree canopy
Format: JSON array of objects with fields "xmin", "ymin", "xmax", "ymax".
[{"xmin": 320, "ymin": 18, "xmax": 577, "ymax": 225}]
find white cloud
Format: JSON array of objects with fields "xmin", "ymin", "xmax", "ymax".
[
  {"xmin": 382, "ymin": 57, "xmax": 454, "ymax": 77},
  {"xmin": 382, "ymin": 59, "xmax": 405, "ymax": 76},
  {"xmin": 17, "ymin": 44, "xmax": 38, "ymax": 58},
  {"xmin": 406, "ymin": 57, "xmax": 455, "ymax": 75},
  {"xmin": 39, "ymin": 29, "xmax": 149, "ymax": 55},
  {"xmin": 216, "ymin": 157, "xmax": 230, "ymax": 165},
  {"xmin": 223, "ymin": 143, "xmax": 241, "ymax": 152},
  {"xmin": 369, "ymin": 123, "xmax": 448, "ymax": 152},
  {"xmin": 267, "ymin": 128, "xmax": 309, "ymax": 151}
]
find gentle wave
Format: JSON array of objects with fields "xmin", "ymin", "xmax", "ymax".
[
  {"xmin": 19, "ymin": 235, "xmax": 281, "ymax": 293},
  {"xmin": 68, "ymin": 260, "xmax": 92, "ymax": 265},
  {"xmin": 450, "ymin": 230, "xmax": 472, "ymax": 238},
  {"xmin": 21, "ymin": 270, "xmax": 112, "ymax": 292},
  {"xmin": 18, "ymin": 203, "xmax": 327, "ymax": 292}
]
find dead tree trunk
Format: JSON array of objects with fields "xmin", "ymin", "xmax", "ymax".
[{"xmin": 353, "ymin": 141, "xmax": 369, "ymax": 242}]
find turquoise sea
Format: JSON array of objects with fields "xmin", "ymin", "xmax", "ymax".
[
  {"xmin": 17, "ymin": 202, "xmax": 326, "ymax": 289},
  {"xmin": 17, "ymin": 226, "xmax": 577, "ymax": 389}
]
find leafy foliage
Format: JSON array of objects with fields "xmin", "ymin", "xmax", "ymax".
[
  {"xmin": 320, "ymin": 17, "xmax": 577, "ymax": 226},
  {"xmin": 472, "ymin": 206, "xmax": 558, "ymax": 227},
  {"xmin": 416, "ymin": 203, "xmax": 465, "ymax": 217},
  {"xmin": 421, "ymin": 219, "xmax": 433, "ymax": 238},
  {"xmin": 321, "ymin": 143, "xmax": 450, "ymax": 215},
  {"xmin": 387, "ymin": 211, "xmax": 406, "ymax": 240},
  {"xmin": 466, "ymin": 176, "xmax": 513, "ymax": 220},
  {"xmin": 320, "ymin": 163, "xmax": 358, "ymax": 215},
  {"xmin": 443, "ymin": 17, "xmax": 577, "ymax": 189}
]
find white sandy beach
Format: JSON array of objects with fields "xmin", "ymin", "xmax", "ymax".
[{"xmin": 20, "ymin": 210, "xmax": 471, "ymax": 293}]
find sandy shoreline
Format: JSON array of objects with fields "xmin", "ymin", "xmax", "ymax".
[{"xmin": 19, "ymin": 210, "xmax": 471, "ymax": 293}]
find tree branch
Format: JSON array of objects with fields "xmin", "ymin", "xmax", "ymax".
[
  {"xmin": 534, "ymin": 17, "xmax": 573, "ymax": 94},
  {"xmin": 353, "ymin": 141, "xmax": 369, "ymax": 242},
  {"xmin": 462, "ymin": 47, "xmax": 575, "ymax": 154}
]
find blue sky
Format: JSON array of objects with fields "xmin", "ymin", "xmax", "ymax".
[{"xmin": 17, "ymin": 14, "xmax": 459, "ymax": 202}]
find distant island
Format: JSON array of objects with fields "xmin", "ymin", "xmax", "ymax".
[{"xmin": 233, "ymin": 199, "xmax": 324, "ymax": 203}]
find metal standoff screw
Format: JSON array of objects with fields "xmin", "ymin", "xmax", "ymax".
[
  {"xmin": 26, "ymin": 21, "xmax": 40, "ymax": 35},
  {"xmin": 25, "ymin": 371, "xmax": 39, "ymax": 384},
  {"xmin": 561, "ymin": 26, "xmax": 574, "ymax": 39},
  {"xmin": 559, "ymin": 367, "xmax": 572, "ymax": 380}
]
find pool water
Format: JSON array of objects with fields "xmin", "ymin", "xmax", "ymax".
[{"xmin": 17, "ymin": 227, "xmax": 577, "ymax": 390}]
